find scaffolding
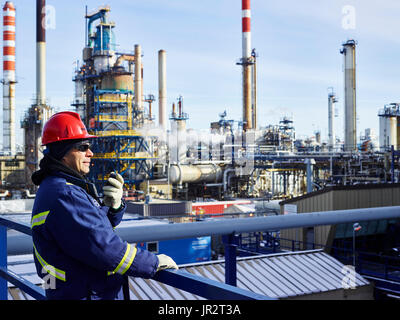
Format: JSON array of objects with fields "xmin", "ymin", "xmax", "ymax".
[{"xmin": 85, "ymin": 88, "xmax": 155, "ymax": 191}]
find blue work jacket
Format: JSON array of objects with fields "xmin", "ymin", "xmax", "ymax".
[{"xmin": 31, "ymin": 171, "xmax": 159, "ymax": 300}]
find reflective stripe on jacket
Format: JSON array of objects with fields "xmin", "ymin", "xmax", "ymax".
[{"xmin": 31, "ymin": 171, "xmax": 158, "ymax": 300}]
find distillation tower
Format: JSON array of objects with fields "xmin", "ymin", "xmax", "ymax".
[
  {"xmin": 340, "ymin": 40, "xmax": 357, "ymax": 152},
  {"xmin": 72, "ymin": 6, "xmax": 155, "ymax": 192}
]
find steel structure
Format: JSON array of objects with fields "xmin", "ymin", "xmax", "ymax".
[{"xmin": 72, "ymin": 7, "xmax": 155, "ymax": 191}]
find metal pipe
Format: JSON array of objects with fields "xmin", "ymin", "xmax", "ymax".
[
  {"xmin": 36, "ymin": 0, "xmax": 46, "ymax": 105},
  {"xmin": 6, "ymin": 205, "xmax": 400, "ymax": 255},
  {"xmin": 223, "ymin": 168, "xmax": 235, "ymax": 195},
  {"xmin": 251, "ymin": 49, "xmax": 257, "ymax": 129},
  {"xmin": 0, "ymin": 225, "xmax": 7, "ymax": 300},
  {"xmin": 114, "ymin": 54, "xmax": 135, "ymax": 67},
  {"xmin": 305, "ymin": 158, "xmax": 315, "ymax": 193},
  {"xmin": 158, "ymin": 49, "xmax": 167, "ymax": 131},
  {"xmin": 117, "ymin": 206, "xmax": 400, "ymax": 242},
  {"xmin": 169, "ymin": 163, "xmax": 222, "ymax": 184},
  {"xmin": 134, "ymin": 44, "xmax": 143, "ymax": 126},
  {"xmin": 328, "ymin": 89, "xmax": 337, "ymax": 151},
  {"xmin": 3, "ymin": 1, "xmax": 16, "ymax": 155}
]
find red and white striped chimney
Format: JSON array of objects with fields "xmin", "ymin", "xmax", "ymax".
[
  {"xmin": 3, "ymin": 1, "xmax": 16, "ymax": 154},
  {"xmin": 241, "ymin": 0, "xmax": 253, "ymax": 130},
  {"xmin": 242, "ymin": 0, "xmax": 251, "ymax": 59}
]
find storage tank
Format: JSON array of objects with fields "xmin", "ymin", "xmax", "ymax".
[
  {"xmin": 379, "ymin": 103, "xmax": 400, "ymax": 151},
  {"xmin": 379, "ymin": 116, "xmax": 397, "ymax": 151},
  {"xmin": 100, "ymin": 67, "xmax": 133, "ymax": 91}
]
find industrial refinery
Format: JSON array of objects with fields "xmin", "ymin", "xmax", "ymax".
[{"xmin": 0, "ymin": 1, "xmax": 400, "ymax": 301}]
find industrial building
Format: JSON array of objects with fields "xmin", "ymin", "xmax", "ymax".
[
  {"xmin": 0, "ymin": 0, "xmax": 399, "ymax": 301},
  {"xmin": 280, "ymin": 183, "xmax": 400, "ymax": 251}
]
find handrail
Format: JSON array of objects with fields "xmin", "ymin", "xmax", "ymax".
[
  {"xmin": 2, "ymin": 205, "xmax": 400, "ymax": 300},
  {"xmin": 0, "ymin": 216, "xmax": 271, "ymax": 300},
  {"xmin": 6, "ymin": 205, "xmax": 400, "ymax": 255}
]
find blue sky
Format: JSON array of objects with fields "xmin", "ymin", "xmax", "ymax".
[{"xmin": 8, "ymin": 0, "xmax": 400, "ymax": 147}]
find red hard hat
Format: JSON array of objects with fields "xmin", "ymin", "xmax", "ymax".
[{"xmin": 41, "ymin": 111, "xmax": 97, "ymax": 145}]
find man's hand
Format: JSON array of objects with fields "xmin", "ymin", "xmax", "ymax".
[
  {"xmin": 103, "ymin": 172, "xmax": 124, "ymax": 210},
  {"xmin": 156, "ymin": 254, "xmax": 179, "ymax": 271}
]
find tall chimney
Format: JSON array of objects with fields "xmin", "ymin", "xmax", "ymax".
[
  {"xmin": 3, "ymin": 1, "xmax": 15, "ymax": 155},
  {"xmin": 340, "ymin": 39, "xmax": 357, "ymax": 152},
  {"xmin": 158, "ymin": 49, "xmax": 167, "ymax": 131},
  {"xmin": 328, "ymin": 89, "xmax": 338, "ymax": 150},
  {"xmin": 242, "ymin": 0, "xmax": 252, "ymax": 130},
  {"xmin": 36, "ymin": 0, "xmax": 45, "ymax": 105},
  {"xmin": 134, "ymin": 44, "xmax": 143, "ymax": 127}
]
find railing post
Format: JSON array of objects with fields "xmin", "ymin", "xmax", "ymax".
[
  {"xmin": 222, "ymin": 233, "xmax": 239, "ymax": 287},
  {"xmin": 0, "ymin": 225, "xmax": 7, "ymax": 300}
]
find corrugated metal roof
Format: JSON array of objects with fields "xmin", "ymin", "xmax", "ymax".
[{"xmin": 6, "ymin": 250, "xmax": 370, "ymax": 300}]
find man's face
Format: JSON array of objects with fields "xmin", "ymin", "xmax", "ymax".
[{"xmin": 61, "ymin": 142, "xmax": 93, "ymax": 175}]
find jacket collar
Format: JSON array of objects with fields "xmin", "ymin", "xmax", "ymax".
[{"xmin": 55, "ymin": 171, "xmax": 101, "ymax": 203}]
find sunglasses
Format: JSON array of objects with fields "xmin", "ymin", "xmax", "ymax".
[{"xmin": 75, "ymin": 144, "xmax": 91, "ymax": 152}]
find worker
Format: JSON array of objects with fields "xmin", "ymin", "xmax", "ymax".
[{"xmin": 30, "ymin": 111, "xmax": 178, "ymax": 300}]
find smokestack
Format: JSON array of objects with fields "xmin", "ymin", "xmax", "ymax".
[
  {"xmin": 158, "ymin": 49, "xmax": 167, "ymax": 132},
  {"xmin": 36, "ymin": 0, "xmax": 45, "ymax": 105},
  {"xmin": 328, "ymin": 89, "xmax": 338, "ymax": 150},
  {"xmin": 3, "ymin": 1, "xmax": 16, "ymax": 155},
  {"xmin": 134, "ymin": 44, "xmax": 143, "ymax": 127},
  {"xmin": 340, "ymin": 39, "xmax": 357, "ymax": 152},
  {"xmin": 242, "ymin": 0, "xmax": 252, "ymax": 130}
]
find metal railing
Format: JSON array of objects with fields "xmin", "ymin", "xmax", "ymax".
[
  {"xmin": 0, "ymin": 216, "xmax": 271, "ymax": 300},
  {"xmin": 2, "ymin": 205, "xmax": 400, "ymax": 300}
]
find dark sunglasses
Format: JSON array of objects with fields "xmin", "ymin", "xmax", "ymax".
[{"xmin": 75, "ymin": 144, "xmax": 91, "ymax": 152}]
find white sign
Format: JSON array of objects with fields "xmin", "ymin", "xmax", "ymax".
[{"xmin": 284, "ymin": 204, "xmax": 297, "ymax": 215}]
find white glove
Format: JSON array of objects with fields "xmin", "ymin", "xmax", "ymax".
[
  {"xmin": 103, "ymin": 172, "xmax": 124, "ymax": 210},
  {"xmin": 156, "ymin": 254, "xmax": 179, "ymax": 271}
]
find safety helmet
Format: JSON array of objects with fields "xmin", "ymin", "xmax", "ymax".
[{"xmin": 41, "ymin": 111, "xmax": 97, "ymax": 145}]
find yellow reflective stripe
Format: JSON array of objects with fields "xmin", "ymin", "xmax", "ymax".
[
  {"xmin": 31, "ymin": 210, "xmax": 50, "ymax": 228},
  {"xmin": 66, "ymin": 182, "xmax": 74, "ymax": 185},
  {"xmin": 33, "ymin": 244, "xmax": 66, "ymax": 282},
  {"xmin": 121, "ymin": 246, "xmax": 137, "ymax": 275},
  {"xmin": 109, "ymin": 243, "xmax": 137, "ymax": 275},
  {"xmin": 113, "ymin": 243, "xmax": 131, "ymax": 274}
]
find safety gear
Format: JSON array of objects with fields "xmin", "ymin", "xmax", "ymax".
[
  {"xmin": 103, "ymin": 172, "xmax": 124, "ymax": 210},
  {"xmin": 41, "ymin": 111, "xmax": 97, "ymax": 145},
  {"xmin": 31, "ymin": 170, "xmax": 158, "ymax": 300},
  {"xmin": 156, "ymin": 254, "xmax": 179, "ymax": 271},
  {"xmin": 47, "ymin": 139, "xmax": 90, "ymax": 161}
]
